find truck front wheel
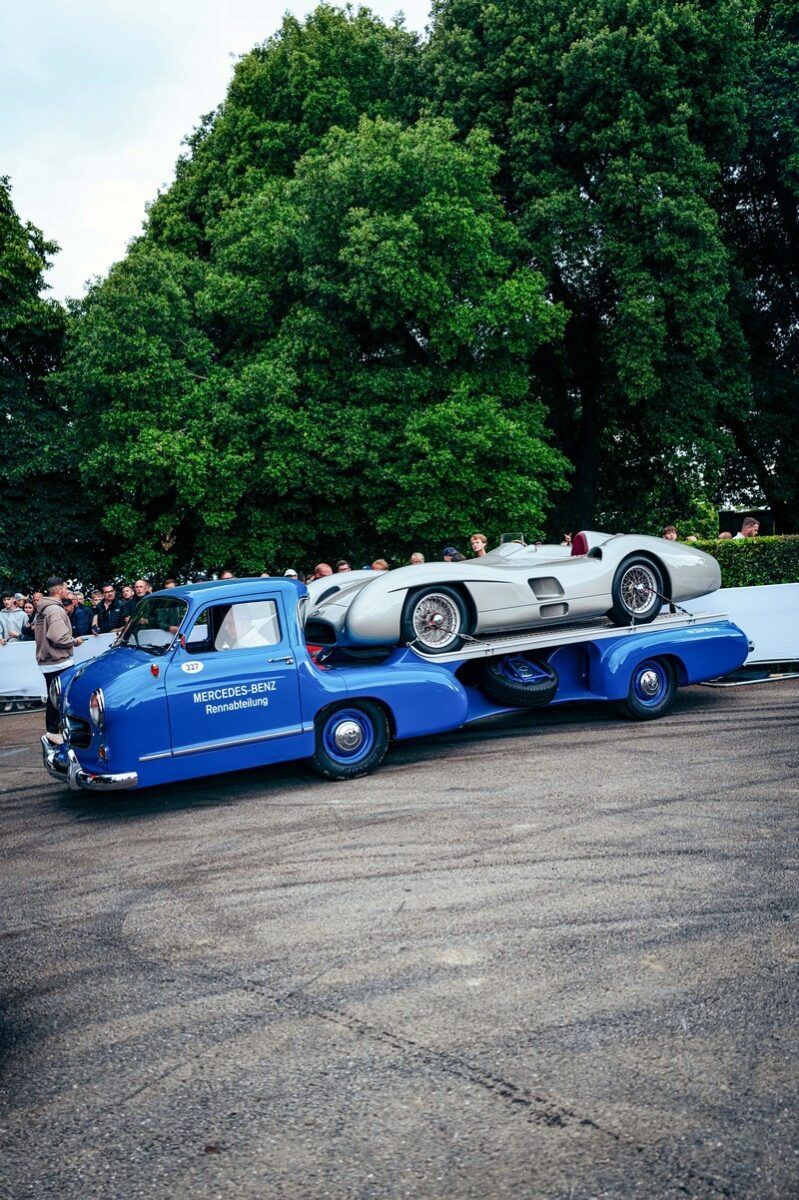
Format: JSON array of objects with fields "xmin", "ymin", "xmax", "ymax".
[{"xmin": 311, "ymin": 700, "xmax": 389, "ymax": 780}]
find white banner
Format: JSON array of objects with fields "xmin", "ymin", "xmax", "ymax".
[
  {"xmin": 0, "ymin": 634, "xmax": 116, "ymax": 699},
  {"xmin": 681, "ymin": 583, "xmax": 799, "ymax": 664},
  {"xmin": 0, "ymin": 584, "xmax": 795, "ymax": 696}
]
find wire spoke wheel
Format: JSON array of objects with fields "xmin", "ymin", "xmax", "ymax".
[
  {"xmin": 401, "ymin": 587, "xmax": 469, "ymax": 653},
  {"xmin": 412, "ymin": 594, "xmax": 462, "ymax": 648},
  {"xmin": 620, "ymin": 564, "xmax": 659, "ymax": 617},
  {"xmin": 609, "ymin": 556, "xmax": 665, "ymax": 626}
]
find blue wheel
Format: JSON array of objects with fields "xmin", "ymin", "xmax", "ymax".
[
  {"xmin": 480, "ymin": 654, "xmax": 558, "ymax": 708},
  {"xmin": 311, "ymin": 700, "xmax": 389, "ymax": 780},
  {"xmin": 618, "ymin": 658, "xmax": 676, "ymax": 720}
]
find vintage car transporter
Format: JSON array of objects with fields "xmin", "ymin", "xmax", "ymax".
[{"xmin": 41, "ymin": 576, "xmax": 750, "ymax": 793}]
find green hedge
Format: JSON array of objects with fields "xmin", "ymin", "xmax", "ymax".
[{"xmin": 694, "ymin": 535, "xmax": 799, "ymax": 588}]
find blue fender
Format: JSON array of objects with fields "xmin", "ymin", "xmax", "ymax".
[
  {"xmin": 584, "ymin": 619, "xmax": 749, "ymax": 701},
  {"xmin": 330, "ymin": 649, "xmax": 470, "ymax": 738}
]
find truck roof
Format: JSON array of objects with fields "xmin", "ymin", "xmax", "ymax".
[{"xmin": 152, "ymin": 577, "xmax": 308, "ymax": 602}]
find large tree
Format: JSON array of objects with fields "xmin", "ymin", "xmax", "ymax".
[
  {"xmin": 716, "ymin": 0, "xmax": 799, "ymax": 531},
  {"xmin": 426, "ymin": 0, "xmax": 757, "ymax": 533},
  {"xmin": 0, "ymin": 178, "xmax": 100, "ymax": 588},
  {"xmin": 62, "ymin": 9, "xmax": 568, "ymax": 575},
  {"xmin": 62, "ymin": 116, "xmax": 568, "ymax": 574},
  {"xmin": 146, "ymin": 5, "xmax": 424, "ymax": 255}
]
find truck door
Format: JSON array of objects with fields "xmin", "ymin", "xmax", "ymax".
[{"xmin": 165, "ymin": 594, "xmax": 303, "ymax": 760}]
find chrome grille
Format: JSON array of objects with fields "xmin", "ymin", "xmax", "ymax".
[{"xmin": 63, "ymin": 713, "xmax": 92, "ymax": 749}]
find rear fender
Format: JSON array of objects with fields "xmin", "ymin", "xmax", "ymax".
[{"xmin": 587, "ymin": 620, "xmax": 748, "ymax": 700}]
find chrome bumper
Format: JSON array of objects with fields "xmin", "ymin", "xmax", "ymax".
[{"xmin": 41, "ymin": 736, "xmax": 139, "ymax": 792}]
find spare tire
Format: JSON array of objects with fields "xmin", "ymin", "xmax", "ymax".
[{"xmin": 479, "ymin": 654, "xmax": 558, "ymax": 708}]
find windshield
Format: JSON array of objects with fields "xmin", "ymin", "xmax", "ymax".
[{"xmin": 118, "ymin": 596, "xmax": 188, "ymax": 655}]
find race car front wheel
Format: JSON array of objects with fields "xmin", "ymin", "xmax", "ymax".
[
  {"xmin": 401, "ymin": 586, "xmax": 469, "ymax": 654},
  {"xmin": 617, "ymin": 657, "xmax": 676, "ymax": 720},
  {"xmin": 479, "ymin": 655, "xmax": 559, "ymax": 708},
  {"xmin": 310, "ymin": 700, "xmax": 389, "ymax": 780},
  {"xmin": 609, "ymin": 556, "xmax": 664, "ymax": 625}
]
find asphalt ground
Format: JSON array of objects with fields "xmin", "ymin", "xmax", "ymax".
[{"xmin": 0, "ymin": 681, "xmax": 797, "ymax": 1200}]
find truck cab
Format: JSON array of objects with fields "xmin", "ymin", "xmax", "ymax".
[{"xmin": 42, "ymin": 578, "xmax": 469, "ymax": 791}]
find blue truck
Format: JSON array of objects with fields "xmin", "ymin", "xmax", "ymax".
[{"xmin": 42, "ymin": 577, "xmax": 750, "ymax": 793}]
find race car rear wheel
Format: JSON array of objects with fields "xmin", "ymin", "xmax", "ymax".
[
  {"xmin": 609, "ymin": 556, "xmax": 664, "ymax": 626},
  {"xmin": 401, "ymin": 586, "xmax": 469, "ymax": 654},
  {"xmin": 617, "ymin": 657, "xmax": 676, "ymax": 720},
  {"xmin": 311, "ymin": 700, "xmax": 389, "ymax": 780},
  {"xmin": 479, "ymin": 654, "xmax": 559, "ymax": 708}
]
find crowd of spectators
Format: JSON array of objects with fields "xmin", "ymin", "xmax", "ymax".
[
  {"xmin": 0, "ymin": 550, "xmax": 425, "ymax": 644},
  {"xmin": 0, "ymin": 517, "xmax": 766, "ymax": 648},
  {"xmin": 661, "ymin": 517, "xmax": 761, "ymax": 542}
]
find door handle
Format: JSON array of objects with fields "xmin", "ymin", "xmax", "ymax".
[{"xmin": 268, "ymin": 655, "xmax": 294, "ymax": 664}]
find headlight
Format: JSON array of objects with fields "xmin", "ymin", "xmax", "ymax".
[
  {"xmin": 88, "ymin": 688, "xmax": 106, "ymax": 730},
  {"xmin": 48, "ymin": 675, "xmax": 62, "ymax": 705}
]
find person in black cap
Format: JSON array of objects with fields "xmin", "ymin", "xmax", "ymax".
[{"xmin": 35, "ymin": 578, "xmax": 85, "ymax": 744}]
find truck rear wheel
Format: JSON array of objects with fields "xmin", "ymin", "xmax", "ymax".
[
  {"xmin": 479, "ymin": 654, "xmax": 558, "ymax": 708},
  {"xmin": 310, "ymin": 700, "xmax": 389, "ymax": 780},
  {"xmin": 617, "ymin": 658, "xmax": 676, "ymax": 720}
]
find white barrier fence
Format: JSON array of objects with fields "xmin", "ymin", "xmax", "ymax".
[
  {"xmin": 0, "ymin": 584, "xmax": 796, "ymax": 697},
  {"xmin": 0, "ymin": 634, "xmax": 117, "ymax": 699},
  {"xmin": 681, "ymin": 583, "xmax": 799, "ymax": 664}
]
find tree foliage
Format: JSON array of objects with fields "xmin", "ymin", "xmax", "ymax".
[
  {"xmin": 0, "ymin": 178, "xmax": 102, "ymax": 588},
  {"xmin": 62, "ymin": 113, "xmax": 568, "ymax": 573},
  {"xmin": 717, "ymin": 0, "xmax": 799, "ymax": 531},
  {"xmin": 18, "ymin": 1, "xmax": 798, "ymax": 587},
  {"xmin": 146, "ymin": 6, "xmax": 424, "ymax": 255},
  {"xmin": 426, "ymin": 0, "xmax": 760, "ymax": 533}
]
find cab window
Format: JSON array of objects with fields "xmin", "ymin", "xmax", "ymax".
[
  {"xmin": 119, "ymin": 596, "xmax": 188, "ymax": 655},
  {"xmin": 184, "ymin": 600, "xmax": 282, "ymax": 653}
]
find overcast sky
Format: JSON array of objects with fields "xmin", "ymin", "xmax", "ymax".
[{"xmin": 1, "ymin": 1, "xmax": 433, "ymax": 301}]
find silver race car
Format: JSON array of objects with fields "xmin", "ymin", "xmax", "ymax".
[{"xmin": 305, "ymin": 532, "xmax": 721, "ymax": 654}]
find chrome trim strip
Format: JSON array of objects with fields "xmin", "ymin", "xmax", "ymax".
[
  {"xmin": 138, "ymin": 749, "xmax": 173, "ymax": 762},
  {"xmin": 171, "ymin": 725, "xmax": 305, "ymax": 759}
]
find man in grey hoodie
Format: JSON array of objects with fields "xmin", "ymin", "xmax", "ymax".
[{"xmin": 35, "ymin": 577, "xmax": 84, "ymax": 745}]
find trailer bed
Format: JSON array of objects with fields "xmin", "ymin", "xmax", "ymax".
[{"xmin": 407, "ymin": 610, "xmax": 733, "ymax": 663}]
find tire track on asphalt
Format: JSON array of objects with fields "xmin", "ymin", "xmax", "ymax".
[
  {"xmin": 86, "ymin": 928, "xmax": 733, "ymax": 1200},
  {"xmin": 38, "ymin": 900, "xmax": 733, "ymax": 1199}
]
